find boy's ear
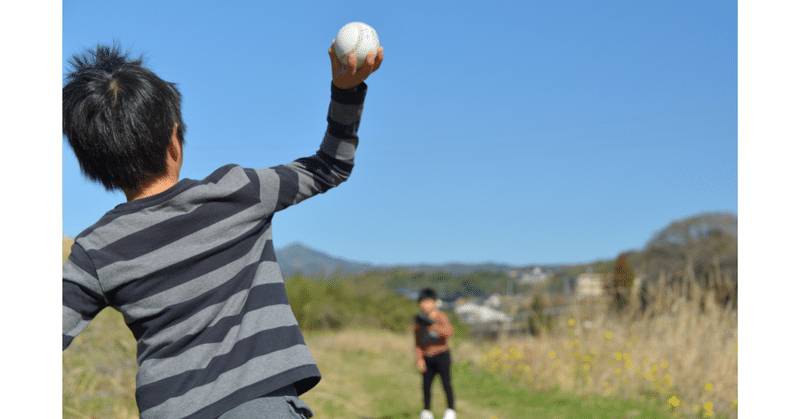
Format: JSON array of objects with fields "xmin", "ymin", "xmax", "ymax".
[{"xmin": 168, "ymin": 123, "xmax": 182, "ymax": 164}]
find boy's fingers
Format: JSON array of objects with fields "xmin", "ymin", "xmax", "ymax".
[
  {"xmin": 330, "ymin": 43, "xmax": 383, "ymax": 88},
  {"xmin": 346, "ymin": 53, "xmax": 357, "ymax": 75},
  {"xmin": 360, "ymin": 52, "xmax": 375, "ymax": 74},
  {"xmin": 328, "ymin": 40, "xmax": 340, "ymax": 66},
  {"xmin": 373, "ymin": 47, "xmax": 384, "ymax": 71},
  {"xmin": 361, "ymin": 50, "xmax": 379, "ymax": 75}
]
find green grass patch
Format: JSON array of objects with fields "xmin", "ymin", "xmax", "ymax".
[
  {"xmin": 451, "ymin": 359, "xmax": 676, "ymax": 419},
  {"xmin": 302, "ymin": 329, "xmax": 682, "ymax": 419}
]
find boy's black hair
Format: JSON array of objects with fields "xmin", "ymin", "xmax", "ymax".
[
  {"xmin": 62, "ymin": 43, "xmax": 186, "ymax": 191},
  {"xmin": 418, "ymin": 288, "xmax": 437, "ymax": 303}
]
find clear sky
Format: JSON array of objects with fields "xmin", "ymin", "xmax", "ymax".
[{"xmin": 61, "ymin": 0, "xmax": 738, "ymax": 266}]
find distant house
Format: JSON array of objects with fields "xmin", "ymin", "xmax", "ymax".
[
  {"xmin": 576, "ymin": 273, "xmax": 605, "ymax": 299},
  {"xmin": 484, "ymin": 294, "xmax": 502, "ymax": 309},
  {"xmin": 454, "ymin": 297, "xmax": 512, "ymax": 325},
  {"xmin": 516, "ymin": 266, "xmax": 552, "ymax": 285}
]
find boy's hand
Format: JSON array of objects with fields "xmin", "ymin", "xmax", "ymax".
[
  {"xmin": 329, "ymin": 40, "xmax": 383, "ymax": 89},
  {"xmin": 427, "ymin": 328, "xmax": 439, "ymax": 339},
  {"xmin": 417, "ymin": 358, "xmax": 427, "ymax": 373}
]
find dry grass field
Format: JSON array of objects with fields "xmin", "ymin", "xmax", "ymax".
[
  {"xmin": 63, "ymin": 314, "xmax": 680, "ymax": 419},
  {"xmin": 62, "ymin": 237, "xmax": 735, "ymax": 418}
]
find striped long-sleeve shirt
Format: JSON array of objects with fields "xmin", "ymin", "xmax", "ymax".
[{"xmin": 62, "ymin": 82, "xmax": 368, "ymax": 419}]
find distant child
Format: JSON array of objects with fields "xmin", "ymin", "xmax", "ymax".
[
  {"xmin": 61, "ymin": 41, "xmax": 383, "ymax": 419},
  {"xmin": 414, "ymin": 288, "xmax": 456, "ymax": 419}
]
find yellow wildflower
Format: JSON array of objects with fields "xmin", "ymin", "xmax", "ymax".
[{"xmin": 703, "ymin": 401, "xmax": 714, "ymax": 417}]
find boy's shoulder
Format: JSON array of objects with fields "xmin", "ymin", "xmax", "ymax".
[
  {"xmin": 74, "ymin": 164, "xmax": 256, "ymax": 243},
  {"xmin": 204, "ymin": 163, "xmax": 246, "ymax": 182}
]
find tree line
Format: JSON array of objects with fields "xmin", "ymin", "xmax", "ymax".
[{"xmin": 610, "ymin": 211, "xmax": 737, "ymax": 312}]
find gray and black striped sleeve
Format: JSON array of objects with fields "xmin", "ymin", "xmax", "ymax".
[
  {"xmin": 62, "ymin": 242, "xmax": 107, "ymax": 350},
  {"xmin": 261, "ymin": 82, "xmax": 367, "ymax": 213}
]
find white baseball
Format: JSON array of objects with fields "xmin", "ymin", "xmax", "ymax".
[{"xmin": 334, "ymin": 22, "xmax": 380, "ymax": 69}]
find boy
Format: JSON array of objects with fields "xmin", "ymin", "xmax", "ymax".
[
  {"xmin": 62, "ymin": 41, "xmax": 383, "ymax": 419},
  {"xmin": 414, "ymin": 288, "xmax": 456, "ymax": 419}
]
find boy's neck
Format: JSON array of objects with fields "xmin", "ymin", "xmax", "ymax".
[
  {"xmin": 124, "ymin": 174, "xmax": 179, "ymax": 201},
  {"xmin": 124, "ymin": 133, "xmax": 183, "ymax": 201}
]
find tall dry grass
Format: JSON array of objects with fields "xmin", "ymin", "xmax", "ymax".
[
  {"xmin": 456, "ymin": 275, "xmax": 738, "ymax": 418},
  {"xmin": 62, "ymin": 308, "xmax": 139, "ymax": 419}
]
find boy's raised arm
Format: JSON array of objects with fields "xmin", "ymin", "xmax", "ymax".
[{"xmin": 256, "ymin": 43, "xmax": 383, "ymax": 213}]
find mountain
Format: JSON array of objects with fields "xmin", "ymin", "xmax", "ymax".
[
  {"xmin": 274, "ymin": 243, "xmax": 524, "ymax": 278},
  {"xmin": 275, "ymin": 243, "xmax": 376, "ymax": 278}
]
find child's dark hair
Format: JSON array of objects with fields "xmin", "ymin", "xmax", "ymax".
[
  {"xmin": 62, "ymin": 43, "xmax": 186, "ymax": 191},
  {"xmin": 418, "ymin": 288, "xmax": 437, "ymax": 302}
]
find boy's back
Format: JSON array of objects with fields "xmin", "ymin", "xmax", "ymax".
[{"xmin": 62, "ymin": 43, "xmax": 382, "ymax": 419}]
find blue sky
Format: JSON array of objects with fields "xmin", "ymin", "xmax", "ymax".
[{"xmin": 59, "ymin": 0, "xmax": 738, "ymax": 266}]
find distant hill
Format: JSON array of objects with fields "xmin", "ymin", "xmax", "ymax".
[
  {"xmin": 275, "ymin": 243, "xmax": 376, "ymax": 278},
  {"xmin": 390, "ymin": 261, "xmax": 520, "ymax": 276},
  {"xmin": 275, "ymin": 242, "xmax": 525, "ymax": 278}
]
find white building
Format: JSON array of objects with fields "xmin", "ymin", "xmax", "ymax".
[
  {"xmin": 576, "ymin": 273, "xmax": 605, "ymax": 299},
  {"xmin": 517, "ymin": 266, "xmax": 552, "ymax": 285},
  {"xmin": 454, "ymin": 300, "xmax": 512, "ymax": 325}
]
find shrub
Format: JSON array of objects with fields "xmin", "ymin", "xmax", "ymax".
[{"xmin": 284, "ymin": 275, "xmax": 419, "ymax": 332}]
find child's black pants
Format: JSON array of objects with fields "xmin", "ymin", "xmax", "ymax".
[{"xmin": 422, "ymin": 350, "xmax": 455, "ymax": 410}]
